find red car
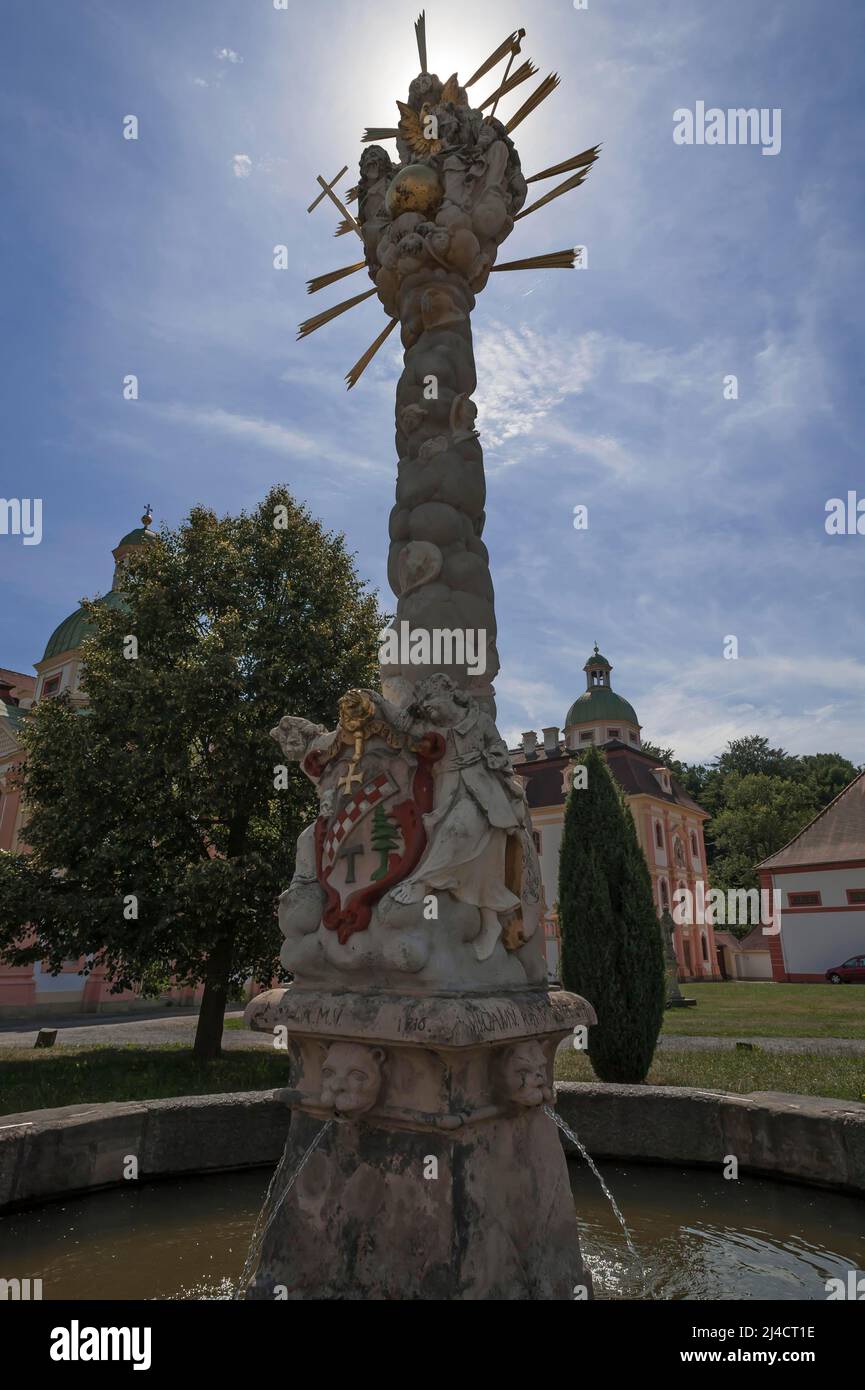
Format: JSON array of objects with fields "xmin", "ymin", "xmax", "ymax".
[{"xmin": 825, "ymin": 955, "xmax": 865, "ymax": 983}]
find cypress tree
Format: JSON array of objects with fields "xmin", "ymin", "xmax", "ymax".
[{"xmin": 558, "ymin": 745, "xmax": 665, "ymax": 1082}]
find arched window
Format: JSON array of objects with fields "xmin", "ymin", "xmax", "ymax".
[
  {"xmin": 690, "ymin": 830, "xmax": 699, "ymax": 858},
  {"xmin": 701, "ymin": 934, "xmax": 709, "ymax": 963},
  {"xmin": 655, "ymin": 822, "xmax": 663, "ymax": 849},
  {"xmin": 660, "ymin": 880, "xmax": 669, "ymax": 909}
]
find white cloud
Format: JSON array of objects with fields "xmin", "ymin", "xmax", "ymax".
[
  {"xmin": 155, "ymin": 404, "xmax": 388, "ymax": 476},
  {"xmin": 474, "ymin": 323, "xmax": 597, "ymax": 452},
  {"xmin": 215, "ymin": 48, "xmax": 242, "ymax": 64},
  {"xmin": 232, "ymin": 154, "xmax": 252, "ymax": 178}
]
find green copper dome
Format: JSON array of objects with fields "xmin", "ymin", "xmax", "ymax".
[
  {"xmin": 115, "ymin": 524, "xmax": 157, "ymax": 548},
  {"xmin": 565, "ymin": 686, "xmax": 639, "ymax": 728},
  {"xmin": 42, "ymin": 589, "xmax": 128, "ymax": 662},
  {"xmin": 42, "ymin": 510, "xmax": 156, "ymax": 663},
  {"xmin": 566, "ymin": 643, "xmax": 640, "ymax": 731},
  {"xmin": 584, "ymin": 645, "xmax": 611, "ymax": 670}
]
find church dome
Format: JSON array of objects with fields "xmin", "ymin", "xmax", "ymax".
[
  {"xmin": 113, "ymin": 507, "xmax": 157, "ymax": 555},
  {"xmin": 565, "ymin": 686, "xmax": 639, "ymax": 728},
  {"xmin": 41, "ymin": 509, "xmax": 156, "ymax": 662},
  {"xmin": 564, "ymin": 643, "xmax": 640, "ymax": 738},
  {"xmin": 115, "ymin": 524, "xmax": 157, "ymax": 548},
  {"xmin": 42, "ymin": 590, "xmax": 128, "ymax": 662}
]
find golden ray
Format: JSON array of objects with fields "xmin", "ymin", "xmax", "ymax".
[
  {"xmin": 335, "ymin": 217, "xmax": 355, "ymax": 237},
  {"xmin": 465, "ymin": 29, "xmax": 525, "ymax": 88},
  {"xmin": 415, "ymin": 11, "xmax": 427, "ymax": 74},
  {"xmin": 346, "ymin": 317, "xmax": 399, "ymax": 390},
  {"xmin": 491, "ymin": 248, "xmax": 578, "ymax": 273},
  {"xmin": 345, "ymin": 185, "xmax": 359, "ymax": 204},
  {"xmin": 363, "ymin": 127, "xmax": 400, "ymax": 143},
  {"xmin": 297, "ymin": 287, "xmax": 376, "ymax": 341},
  {"xmin": 526, "ymin": 146, "xmax": 600, "ymax": 184},
  {"xmin": 504, "ymin": 73, "xmax": 560, "ymax": 133},
  {"xmin": 307, "ymin": 261, "xmax": 366, "ymax": 295},
  {"xmin": 514, "ymin": 169, "xmax": 593, "ymax": 222},
  {"xmin": 480, "ymin": 60, "xmax": 538, "ymax": 113}
]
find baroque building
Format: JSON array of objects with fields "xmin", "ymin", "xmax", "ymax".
[{"xmin": 510, "ymin": 645, "xmax": 721, "ymax": 983}]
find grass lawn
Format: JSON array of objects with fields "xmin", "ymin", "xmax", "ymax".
[
  {"xmin": 0, "ymin": 1045, "xmax": 288, "ymax": 1117},
  {"xmin": 3, "ymin": 1035, "xmax": 861, "ymax": 1114},
  {"xmin": 660, "ymin": 982, "xmax": 865, "ymax": 1038},
  {"xmin": 555, "ymin": 1046, "xmax": 865, "ymax": 1102}
]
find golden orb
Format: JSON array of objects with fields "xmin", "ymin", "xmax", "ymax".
[{"xmin": 385, "ymin": 163, "xmax": 443, "ymax": 218}]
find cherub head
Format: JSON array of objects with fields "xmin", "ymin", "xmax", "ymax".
[
  {"xmin": 271, "ymin": 715, "xmax": 326, "ymax": 762},
  {"xmin": 408, "ymin": 72, "xmax": 443, "ymax": 110},
  {"xmin": 410, "ymin": 672, "xmax": 472, "ymax": 727},
  {"xmin": 399, "ymin": 402, "xmax": 428, "ymax": 435},
  {"xmin": 319, "ymin": 1042, "xmax": 385, "ymax": 1118},
  {"xmin": 501, "ymin": 1040, "xmax": 551, "ymax": 1108},
  {"xmin": 420, "ymin": 285, "xmax": 466, "ymax": 330}
]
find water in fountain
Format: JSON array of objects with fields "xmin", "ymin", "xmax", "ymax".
[
  {"xmin": 544, "ymin": 1104, "xmax": 645, "ymax": 1291},
  {"xmin": 234, "ymin": 1118, "xmax": 333, "ymax": 1298}
]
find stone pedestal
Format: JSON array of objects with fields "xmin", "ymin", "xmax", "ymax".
[{"xmin": 245, "ymin": 987, "xmax": 595, "ymax": 1300}]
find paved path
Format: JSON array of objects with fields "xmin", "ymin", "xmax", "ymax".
[
  {"xmin": 1, "ymin": 1008, "xmax": 863, "ymax": 1055},
  {"xmin": 657, "ymin": 1034, "xmax": 865, "ymax": 1055},
  {"xmin": 0, "ymin": 1009, "xmax": 272, "ymax": 1051},
  {"xmin": 557, "ymin": 1034, "xmax": 865, "ymax": 1057}
]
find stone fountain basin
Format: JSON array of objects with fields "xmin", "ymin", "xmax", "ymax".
[{"xmin": 1, "ymin": 1083, "xmax": 863, "ymax": 1214}]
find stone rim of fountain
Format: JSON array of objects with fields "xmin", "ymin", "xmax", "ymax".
[{"xmin": 3, "ymin": 1083, "xmax": 864, "ymax": 1216}]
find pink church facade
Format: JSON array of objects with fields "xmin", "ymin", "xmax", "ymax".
[{"xmin": 510, "ymin": 646, "xmax": 721, "ymax": 983}]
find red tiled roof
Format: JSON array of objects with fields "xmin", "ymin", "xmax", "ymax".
[
  {"xmin": 736, "ymin": 925, "xmax": 773, "ymax": 952},
  {"xmin": 511, "ymin": 739, "xmax": 708, "ymax": 817},
  {"xmin": 0, "ymin": 668, "xmax": 34, "ymax": 691},
  {"xmin": 757, "ymin": 769, "xmax": 865, "ymax": 870},
  {"xmin": 603, "ymin": 742, "xmax": 707, "ymax": 815}
]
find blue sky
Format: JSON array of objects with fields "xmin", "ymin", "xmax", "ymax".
[{"xmin": 2, "ymin": 0, "xmax": 864, "ymax": 765}]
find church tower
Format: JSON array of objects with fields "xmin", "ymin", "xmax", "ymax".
[{"xmin": 563, "ymin": 644, "xmax": 642, "ymax": 751}]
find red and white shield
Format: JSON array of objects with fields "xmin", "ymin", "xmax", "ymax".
[{"xmin": 314, "ymin": 732, "xmax": 444, "ymax": 944}]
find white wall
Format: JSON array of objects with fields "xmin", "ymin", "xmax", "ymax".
[
  {"xmin": 737, "ymin": 952, "xmax": 773, "ymax": 980},
  {"xmin": 775, "ymin": 867, "xmax": 865, "ymax": 974}
]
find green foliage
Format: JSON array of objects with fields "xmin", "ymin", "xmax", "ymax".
[
  {"xmin": 558, "ymin": 747, "xmax": 665, "ymax": 1083},
  {"xmin": 0, "ymin": 488, "xmax": 385, "ymax": 1055},
  {"xmin": 0, "ymin": 1045, "xmax": 288, "ymax": 1115},
  {"xmin": 640, "ymin": 735, "xmax": 859, "ymax": 895},
  {"xmin": 554, "ymin": 1045, "xmax": 864, "ymax": 1103},
  {"xmin": 709, "ymin": 773, "xmax": 818, "ymax": 895}
]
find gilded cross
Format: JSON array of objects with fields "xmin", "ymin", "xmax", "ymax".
[{"xmin": 338, "ymin": 760, "xmax": 363, "ymax": 795}]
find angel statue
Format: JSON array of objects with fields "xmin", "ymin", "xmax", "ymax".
[{"xmin": 376, "ymin": 673, "xmax": 532, "ymax": 961}]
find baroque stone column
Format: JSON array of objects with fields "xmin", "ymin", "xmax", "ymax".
[{"xmin": 245, "ymin": 64, "xmax": 596, "ymax": 1302}]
